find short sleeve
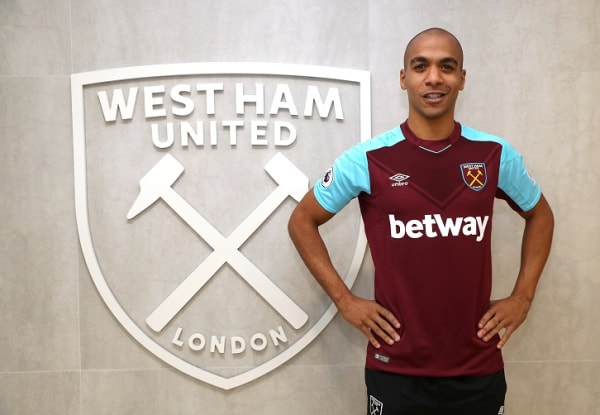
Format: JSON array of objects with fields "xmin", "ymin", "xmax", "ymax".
[
  {"xmin": 313, "ymin": 143, "xmax": 371, "ymax": 213},
  {"xmin": 498, "ymin": 143, "xmax": 542, "ymax": 212}
]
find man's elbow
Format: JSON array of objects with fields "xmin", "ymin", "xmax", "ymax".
[
  {"xmin": 288, "ymin": 192, "xmax": 335, "ymax": 240},
  {"xmin": 288, "ymin": 205, "xmax": 302, "ymax": 240}
]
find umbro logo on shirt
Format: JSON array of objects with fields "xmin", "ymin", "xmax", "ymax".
[{"xmin": 389, "ymin": 172, "xmax": 410, "ymax": 187}]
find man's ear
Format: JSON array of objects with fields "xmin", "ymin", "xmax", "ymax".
[
  {"xmin": 400, "ymin": 69, "xmax": 407, "ymax": 90},
  {"xmin": 459, "ymin": 69, "xmax": 466, "ymax": 91}
]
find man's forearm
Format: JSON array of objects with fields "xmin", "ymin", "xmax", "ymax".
[
  {"xmin": 287, "ymin": 198, "xmax": 352, "ymax": 305},
  {"xmin": 477, "ymin": 194, "xmax": 554, "ymax": 347},
  {"xmin": 513, "ymin": 194, "xmax": 554, "ymax": 301}
]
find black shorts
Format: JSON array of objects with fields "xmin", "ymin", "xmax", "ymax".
[{"xmin": 365, "ymin": 368, "xmax": 506, "ymax": 415}]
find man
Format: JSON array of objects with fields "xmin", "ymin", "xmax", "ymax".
[{"xmin": 288, "ymin": 28, "xmax": 554, "ymax": 415}]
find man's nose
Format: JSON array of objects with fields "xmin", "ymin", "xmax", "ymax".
[{"xmin": 425, "ymin": 67, "xmax": 443, "ymax": 85}]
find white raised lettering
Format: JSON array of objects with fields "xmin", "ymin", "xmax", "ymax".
[
  {"xmin": 231, "ymin": 336, "xmax": 246, "ymax": 354},
  {"xmin": 251, "ymin": 120, "xmax": 268, "ymax": 145},
  {"xmin": 188, "ymin": 333, "xmax": 206, "ymax": 351},
  {"xmin": 269, "ymin": 326, "xmax": 288, "ymax": 346},
  {"xmin": 97, "ymin": 87, "xmax": 138, "ymax": 121},
  {"xmin": 196, "ymin": 83, "xmax": 224, "ymax": 115},
  {"xmin": 151, "ymin": 122, "xmax": 174, "ymax": 149},
  {"xmin": 222, "ymin": 120, "xmax": 244, "ymax": 145},
  {"xmin": 211, "ymin": 335, "xmax": 226, "ymax": 354},
  {"xmin": 180, "ymin": 121, "xmax": 204, "ymax": 147},
  {"xmin": 236, "ymin": 83, "xmax": 265, "ymax": 115},
  {"xmin": 274, "ymin": 121, "xmax": 296, "ymax": 146},
  {"xmin": 170, "ymin": 326, "xmax": 289, "ymax": 354},
  {"xmin": 304, "ymin": 86, "xmax": 344, "ymax": 119},
  {"xmin": 269, "ymin": 83, "xmax": 298, "ymax": 115},
  {"xmin": 209, "ymin": 120, "xmax": 218, "ymax": 146},
  {"xmin": 170, "ymin": 84, "xmax": 194, "ymax": 116},
  {"xmin": 250, "ymin": 333, "xmax": 268, "ymax": 351},
  {"xmin": 144, "ymin": 85, "xmax": 167, "ymax": 118},
  {"xmin": 171, "ymin": 326, "xmax": 184, "ymax": 347},
  {"xmin": 98, "ymin": 82, "xmax": 345, "ymax": 124}
]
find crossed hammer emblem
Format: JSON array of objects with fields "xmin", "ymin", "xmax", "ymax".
[
  {"xmin": 127, "ymin": 153, "xmax": 310, "ymax": 333},
  {"xmin": 466, "ymin": 169, "xmax": 484, "ymax": 187}
]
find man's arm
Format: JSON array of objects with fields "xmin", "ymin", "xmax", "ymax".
[
  {"xmin": 477, "ymin": 193, "xmax": 554, "ymax": 348},
  {"xmin": 288, "ymin": 190, "xmax": 401, "ymax": 348}
]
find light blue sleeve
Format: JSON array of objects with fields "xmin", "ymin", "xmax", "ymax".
[
  {"xmin": 498, "ymin": 147, "xmax": 542, "ymax": 212},
  {"xmin": 313, "ymin": 127, "xmax": 404, "ymax": 213},
  {"xmin": 313, "ymin": 142, "xmax": 371, "ymax": 214}
]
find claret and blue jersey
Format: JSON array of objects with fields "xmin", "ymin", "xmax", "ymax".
[{"xmin": 314, "ymin": 121, "xmax": 541, "ymax": 377}]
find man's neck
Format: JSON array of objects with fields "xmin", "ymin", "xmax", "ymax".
[{"xmin": 406, "ymin": 116, "xmax": 456, "ymax": 141}]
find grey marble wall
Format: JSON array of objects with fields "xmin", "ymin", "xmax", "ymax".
[{"xmin": 1, "ymin": 0, "xmax": 598, "ymax": 414}]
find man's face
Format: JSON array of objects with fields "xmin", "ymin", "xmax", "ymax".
[{"xmin": 400, "ymin": 32, "xmax": 466, "ymax": 123}]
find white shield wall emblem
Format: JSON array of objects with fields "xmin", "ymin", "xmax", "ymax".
[{"xmin": 71, "ymin": 63, "xmax": 371, "ymax": 390}]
